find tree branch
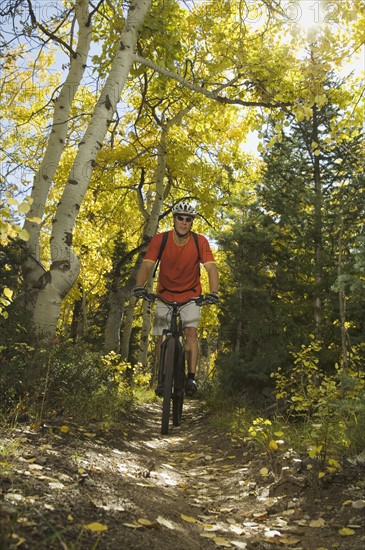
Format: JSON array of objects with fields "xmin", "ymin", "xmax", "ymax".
[
  {"xmin": 133, "ymin": 54, "xmax": 291, "ymax": 109},
  {"xmin": 27, "ymin": 0, "xmax": 76, "ymax": 57}
]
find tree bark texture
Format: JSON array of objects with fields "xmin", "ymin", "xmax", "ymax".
[
  {"xmin": 22, "ymin": 0, "xmax": 92, "ymax": 285},
  {"xmin": 120, "ymin": 299, "xmax": 136, "ymax": 361},
  {"xmin": 136, "ymin": 278, "xmax": 154, "ymax": 368},
  {"xmin": 32, "ymin": 0, "xmax": 152, "ymax": 337}
]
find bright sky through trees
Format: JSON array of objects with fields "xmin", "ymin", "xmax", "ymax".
[{"xmin": 297, "ymin": 0, "xmax": 328, "ymax": 29}]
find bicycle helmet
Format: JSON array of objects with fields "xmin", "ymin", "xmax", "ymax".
[{"xmin": 172, "ymin": 201, "xmax": 197, "ymax": 218}]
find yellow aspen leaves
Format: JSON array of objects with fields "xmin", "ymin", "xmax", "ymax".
[
  {"xmin": 6, "ymin": 198, "xmax": 18, "ymax": 206},
  {"xmin": 18, "ymin": 229, "xmax": 30, "ymax": 241},
  {"xmin": 156, "ymin": 516, "xmax": 176, "ymax": 530},
  {"xmin": 60, "ymin": 425, "xmax": 70, "ymax": 434},
  {"xmin": 137, "ymin": 518, "xmax": 156, "ymax": 527},
  {"xmin": 3, "ymin": 288, "xmax": 13, "ymax": 300},
  {"xmin": 338, "ymin": 527, "xmax": 355, "ymax": 536},
  {"xmin": 309, "ymin": 518, "xmax": 326, "ymax": 528},
  {"xmin": 83, "ymin": 522, "xmax": 108, "ymax": 532},
  {"xmin": 181, "ymin": 514, "xmax": 198, "ymax": 523},
  {"xmin": 17, "ymin": 202, "xmax": 31, "ymax": 214}
]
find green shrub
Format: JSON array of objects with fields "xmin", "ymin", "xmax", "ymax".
[
  {"xmin": 226, "ymin": 339, "xmax": 365, "ymax": 478},
  {"xmin": 0, "ymin": 342, "xmax": 138, "ymax": 422}
]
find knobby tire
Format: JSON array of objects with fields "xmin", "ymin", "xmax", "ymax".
[
  {"xmin": 161, "ymin": 337, "xmax": 176, "ymax": 435},
  {"xmin": 172, "ymin": 348, "xmax": 185, "ymax": 427},
  {"xmin": 172, "ymin": 392, "xmax": 184, "ymax": 427}
]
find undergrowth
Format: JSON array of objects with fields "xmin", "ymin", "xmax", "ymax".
[
  {"xmin": 209, "ymin": 339, "xmax": 365, "ymax": 480},
  {"xmin": 0, "ymin": 341, "xmax": 153, "ymax": 425}
]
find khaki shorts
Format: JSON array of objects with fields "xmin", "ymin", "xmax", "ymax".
[{"xmin": 152, "ymin": 300, "xmax": 201, "ymax": 336}]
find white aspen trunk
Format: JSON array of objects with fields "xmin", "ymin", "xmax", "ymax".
[
  {"xmin": 103, "ymin": 258, "xmax": 145, "ymax": 354},
  {"xmin": 22, "ymin": 0, "xmax": 92, "ymax": 287},
  {"xmin": 33, "ymin": 0, "xmax": 152, "ymax": 337}
]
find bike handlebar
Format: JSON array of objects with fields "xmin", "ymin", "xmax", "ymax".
[{"xmin": 143, "ymin": 293, "xmax": 209, "ymax": 307}]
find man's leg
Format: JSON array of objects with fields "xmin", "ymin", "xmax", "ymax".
[{"xmin": 184, "ymin": 327, "xmax": 199, "ymax": 373}]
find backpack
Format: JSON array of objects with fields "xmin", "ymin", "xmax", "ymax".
[{"xmin": 153, "ymin": 231, "xmax": 201, "ymax": 278}]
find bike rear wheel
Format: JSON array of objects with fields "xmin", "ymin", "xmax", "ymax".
[{"xmin": 161, "ymin": 337, "xmax": 176, "ymax": 435}]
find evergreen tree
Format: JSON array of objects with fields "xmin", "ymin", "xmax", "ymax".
[{"xmin": 216, "ymin": 77, "xmax": 365, "ymax": 395}]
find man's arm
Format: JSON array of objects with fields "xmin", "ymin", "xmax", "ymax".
[
  {"xmin": 135, "ymin": 260, "xmax": 155, "ymax": 287},
  {"xmin": 204, "ymin": 262, "xmax": 219, "ymax": 294}
]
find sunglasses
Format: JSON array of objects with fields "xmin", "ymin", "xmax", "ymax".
[{"xmin": 176, "ymin": 215, "xmax": 193, "ymax": 223}]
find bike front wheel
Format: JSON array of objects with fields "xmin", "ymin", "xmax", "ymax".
[
  {"xmin": 161, "ymin": 337, "xmax": 176, "ymax": 435},
  {"xmin": 172, "ymin": 392, "xmax": 184, "ymax": 427},
  {"xmin": 172, "ymin": 348, "xmax": 185, "ymax": 427}
]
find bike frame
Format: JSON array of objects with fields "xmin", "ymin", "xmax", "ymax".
[{"xmin": 144, "ymin": 294, "xmax": 205, "ymax": 435}]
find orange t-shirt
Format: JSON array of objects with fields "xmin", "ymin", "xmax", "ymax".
[{"xmin": 144, "ymin": 230, "xmax": 215, "ymax": 302}]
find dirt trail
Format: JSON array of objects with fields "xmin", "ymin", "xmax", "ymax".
[{"xmin": 0, "ymin": 401, "xmax": 364, "ymax": 549}]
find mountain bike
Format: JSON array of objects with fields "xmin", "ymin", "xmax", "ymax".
[{"xmin": 143, "ymin": 294, "xmax": 208, "ymax": 435}]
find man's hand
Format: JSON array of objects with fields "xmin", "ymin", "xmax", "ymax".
[
  {"xmin": 205, "ymin": 292, "xmax": 219, "ymax": 304},
  {"xmin": 133, "ymin": 286, "xmax": 147, "ymax": 299}
]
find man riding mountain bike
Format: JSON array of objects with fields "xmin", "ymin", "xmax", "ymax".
[{"xmin": 133, "ymin": 201, "xmax": 219, "ymax": 396}]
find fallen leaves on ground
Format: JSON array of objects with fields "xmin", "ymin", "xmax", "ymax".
[{"xmin": 1, "ymin": 402, "xmax": 364, "ymax": 550}]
